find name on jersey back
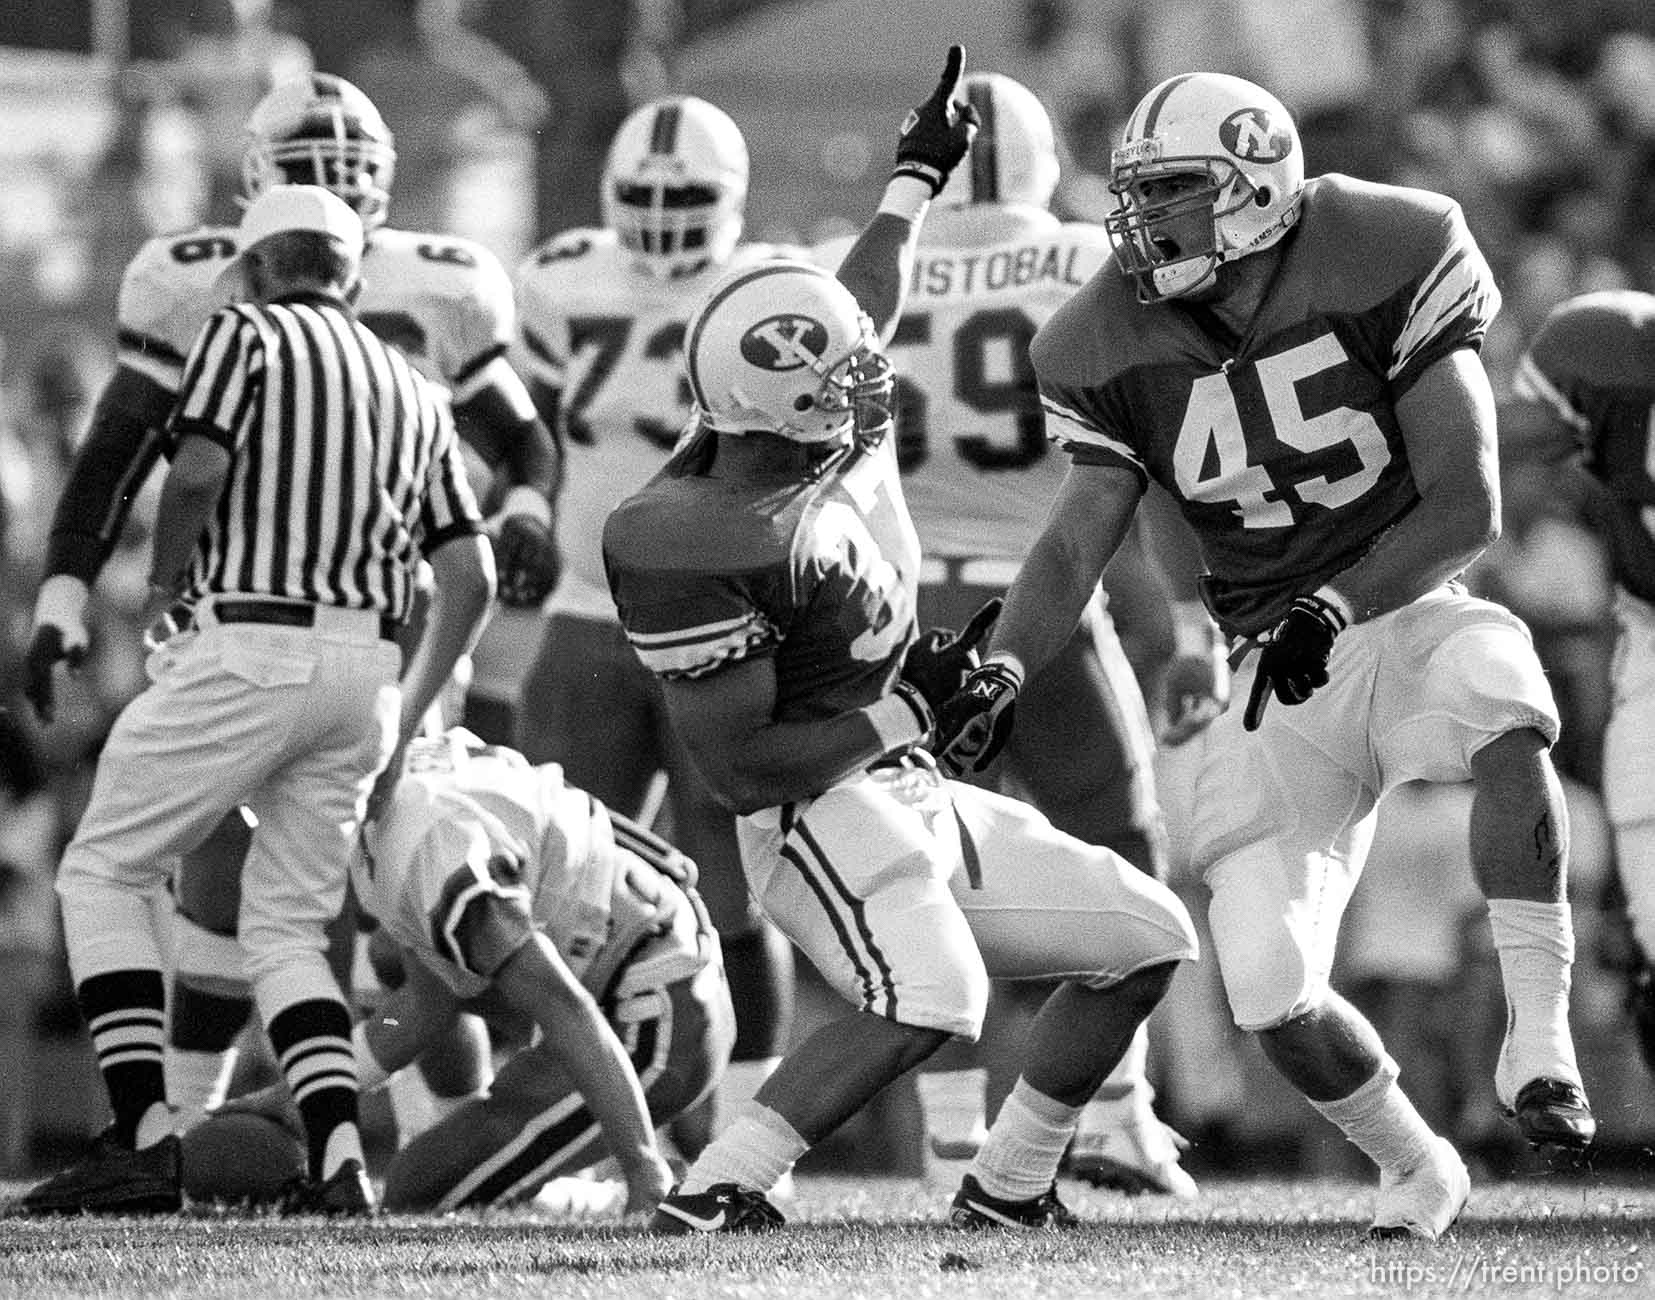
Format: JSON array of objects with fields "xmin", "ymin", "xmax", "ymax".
[{"xmin": 910, "ymin": 243, "xmax": 1092, "ymax": 299}]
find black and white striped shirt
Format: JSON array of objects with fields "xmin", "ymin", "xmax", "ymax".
[{"xmin": 167, "ymin": 291, "xmax": 482, "ymax": 620}]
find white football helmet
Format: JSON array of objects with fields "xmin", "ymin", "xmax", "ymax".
[
  {"xmin": 934, "ymin": 73, "xmax": 1060, "ymax": 211},
  {"xmin": 685, "ymin": 260, "xmax": 893, "ymax": 447},
  {"xmin": 242, "ymin": 73, "xmax": 396, "ymax": 231},
  {"xmin": 1106, "ymin": 72, "xmax": 1304, "ymax": 301},
  {"xmin": 603, "ymin": 96, "xmax": 748, "ymax": 278}
]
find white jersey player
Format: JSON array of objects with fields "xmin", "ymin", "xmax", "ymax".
[
  {"xmin": 338, "ymin": 729, "xmax": 731, "ymax": 1211},
  {"xmin": 512, "ymin": 97, "xmax": 798, "ymax": 1126},
  {"xmin": 819, "ymin": 72, "xmax": 1191, "ymax": 1195}
]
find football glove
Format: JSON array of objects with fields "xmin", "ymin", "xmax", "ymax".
[
  {"xmin": 893, "ymin": 44, "xmax": 981, "ymax": 196},
  {"xmin": 1242, "ymin": 593, "xmax": 1348, "ymax": 731},
  {"xmin": 493, "ymin": 486, "xmax": 561, "ymax": 607},
  {"xmin": 23, "ymin": 575, "xmax": 92, "ymax": 724},
  {"xmin": 933, "ymin": 656, "xmax": 1023, "ymax": 777},
  {"xmin": 899, "ymin": 597, "xmax": 1001, "ymax": 717}
]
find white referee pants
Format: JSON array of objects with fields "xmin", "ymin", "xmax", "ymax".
[{"xmin": 57, "ymin": 607, "xmax": 401, "ymax": 1018}]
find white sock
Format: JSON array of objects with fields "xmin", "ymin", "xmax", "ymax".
[
  {"xmin": 322, "ymin": 1123, "xmax": 365, "ymax": 1179},
  {"xmin": 680, "ymin": 1104, "xmax": 808, "ymax": 1196},
  {"xmin": 166, "ymin": 1045, "xmax": 239, "ymax": 1131},
  {"xmin": 970, "ymin": 1079, "xmax": 1081, "ymax": 1202},
  {"xmin": 1308, "ymin": 1062, "xmax": 1436, "ymax": 1177},
  {"xmin": 1485, "ymin": 898, "xmax": 1582, "ymax": 1099},
  {"xmin": 917, "ymin": 1067, "xmax": 987, "ymax": 1149}
]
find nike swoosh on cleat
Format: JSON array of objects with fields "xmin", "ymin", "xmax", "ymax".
[{"xmin": 663, "ymin": 1206, "xmax": 727, "ymax": 1232}]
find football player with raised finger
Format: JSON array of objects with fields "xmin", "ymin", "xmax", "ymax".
[{"xmin": 512, "ymin": 93, "xmax": 802, "ymax": 1151}]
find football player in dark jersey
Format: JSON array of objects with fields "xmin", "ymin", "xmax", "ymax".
[
  {"xmin": 604, "ymin": 49, "xmax": 1197, "ymax": 1234},
  {"xmin": 1513, "ymin": 289, "xmax": 1655, "ymax": 1075},
  {"xmin": 935, "ymin": 72, "xmax": 1594, "ymax": 1239}
]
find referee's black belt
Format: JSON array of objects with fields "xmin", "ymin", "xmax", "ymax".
[{"xmin": 212, "ymin": 597, "xmax": 401, "ymax": 643}]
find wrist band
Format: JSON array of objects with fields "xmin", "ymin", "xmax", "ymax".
[
  {"xmin": 1311, "ymin": 585, "xmax": 1355, "ymax": 629},
  {"xmin": 878, "ymin": 175, "xmax": 934, "ymax": 223},
  {"xmin": 868, "ymin": 689, "xmax": 930, "ymax": 754},
  {"xmin": 983, "ymin": 650, "xmax": 1025, "ymax": 687},
  {"xmin": 500, "ymin": 485, "xmax": 553, "ymax": 528}
]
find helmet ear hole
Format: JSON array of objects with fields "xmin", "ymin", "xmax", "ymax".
[
  {"xmin": 793, "ymin": 395, "xmax": 814, "ymax": 412},
  {"xmin": 1254, "ymin": 186, "xmax": 1273, "ymax": 208}
]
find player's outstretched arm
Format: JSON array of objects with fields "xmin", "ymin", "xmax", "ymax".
[
  {"xmin": 492, "ymin": 931, "xmax": 674, "ymax": 1214},
  {"xmin": 834, "ymin": 43, "xmax": 979, "ymax": 337}
]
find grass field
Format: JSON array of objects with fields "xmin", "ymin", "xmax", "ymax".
[{"xmin": 1, "ymin": 1172, "xmax": 1649, "ymax": 1300}]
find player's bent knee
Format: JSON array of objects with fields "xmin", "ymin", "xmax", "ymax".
[{"xmin": 892, "ymin": 959, "xmax": 992, "ymax": 1041}]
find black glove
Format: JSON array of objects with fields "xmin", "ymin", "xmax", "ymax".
[
  {"xmin": 495, "ymin": 511, "xmax": 561, "ymax": 607},
  {"xmin": 899, "ymin": 597, "xmax": 1001, "ymax": 716},
  {"xmin": 893, "ymin": 44, "xmax": 981, "ymax": 196},
  {"xmin": 1242, "ymin": 594, "xmax": 1348, "ymax": 731},
  {"xmin": 933, "ymin": 657, "xmax": 1023, "ymax": 777},
  {"xmin": 23, "ymin": 624, "xmax": 86, "ymax": 725}
]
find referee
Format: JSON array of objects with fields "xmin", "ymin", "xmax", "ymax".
[{"xmin": 24, "ymin": 185, "xmax": 495, "ymax": 1217}]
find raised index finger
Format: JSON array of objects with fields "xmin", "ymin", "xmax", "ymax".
[{"xmin": 930, "ymin": 44, "xmax": 966, "ymax": 106}]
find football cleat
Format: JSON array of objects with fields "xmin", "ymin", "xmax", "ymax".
[
  {"xmin": 21, "ymin": 1128, "xmax": 182, "ymax": 1216},
  {"xmin": 651, "ymin": 1183, "xmax": 785, "ymax": 1235},
  {"xmin": 1065, "ymin": 1112, "xmax": 1198, "ymax": 1199},
  {"xmin": 1369, "ymin": 1136, "xmax": 1469, "ymax": 1241},
  {"xmin": 276, "ymin": 1159, "xmax": 378, "ymax": 1217},
  {"xmin": 948, "ymin": 1174, "xmax": 1079, "ymax": 1230},
  {"xmin": 1504, "ymin": 1078, "xmax": 1597, "ymax": 1152}
]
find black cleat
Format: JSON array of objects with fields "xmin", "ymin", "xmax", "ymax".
[
  {"xmin": 21, "ymin": 1128, "xmax": 182, "ymax": 1216},
  {"xmin": 948, "ymin": 1174, "xmax": 1079, "ymax": 1230},
  {"xmin": 277, "ymin": 1159, "xmax": 378, "ymax": 1216},
  {"xmin": 1506, "ymin": 1078, "xmax": 1596, "ymax": 1152},
  {"xmin": 651, "ymin": 1182, "xmax": 785, "ymax": 1234}
]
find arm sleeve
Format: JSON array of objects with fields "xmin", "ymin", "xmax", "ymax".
[
  {"xmin": 418, "ymin": 391, "xmax": 487, "ymax": 552},
  {"xmin": 424, "ymin": 818, "xmax": 536, "ymax": 980},
  {"xmin": 165, "ymin": 308, "xmax": 262, "ymax": 452},
  {"xmin": 1387, "ymin": 201, "xmax": 1501, "ymax": 395},
  {"xmin": 452, "ymin": 377, "xmax": 562, "ymax": 498},
  {"xmin": 606, "ymin": 551, "xmax": 782, "ymax": 680},
  {"xmin": 44, "ymin": 366, "xmax": 177, "ymax": 582}
]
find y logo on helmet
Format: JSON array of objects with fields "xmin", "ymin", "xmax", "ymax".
[
  {"xmin": 742, "ymin": 314, "xmax": 830, "ymax": 372},
  {"xmin": 1220, "ymin": 109, "xmax": 1294, "ymax": 163}
]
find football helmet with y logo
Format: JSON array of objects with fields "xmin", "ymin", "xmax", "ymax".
[
  {"xmin": 241, "ymin": 73, "xmax": 397, "ymax": 231},
  {"xmin": 1106, "ymin": 72, "xmax": 1303, "ymax": 302},
  {"xmin": 933, "ymin": 72, "xmax": 1060, "ymax": 211},
  {"xmin": 604, "ymin": 96, "xmax": 749, "ymax": 278},
  {"xmin": 684, "ymin": 259, "xmax": 894, "ymax": 447}
]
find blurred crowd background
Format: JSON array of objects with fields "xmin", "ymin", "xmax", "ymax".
[{"xmin": 0, "ymin": 0, "xmax": 1651, "ymax": 1181}]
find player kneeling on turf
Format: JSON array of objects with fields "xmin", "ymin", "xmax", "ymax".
[{"xmin": 211, "ymin": 727, "xmax": 733, "ymax": 1213}]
